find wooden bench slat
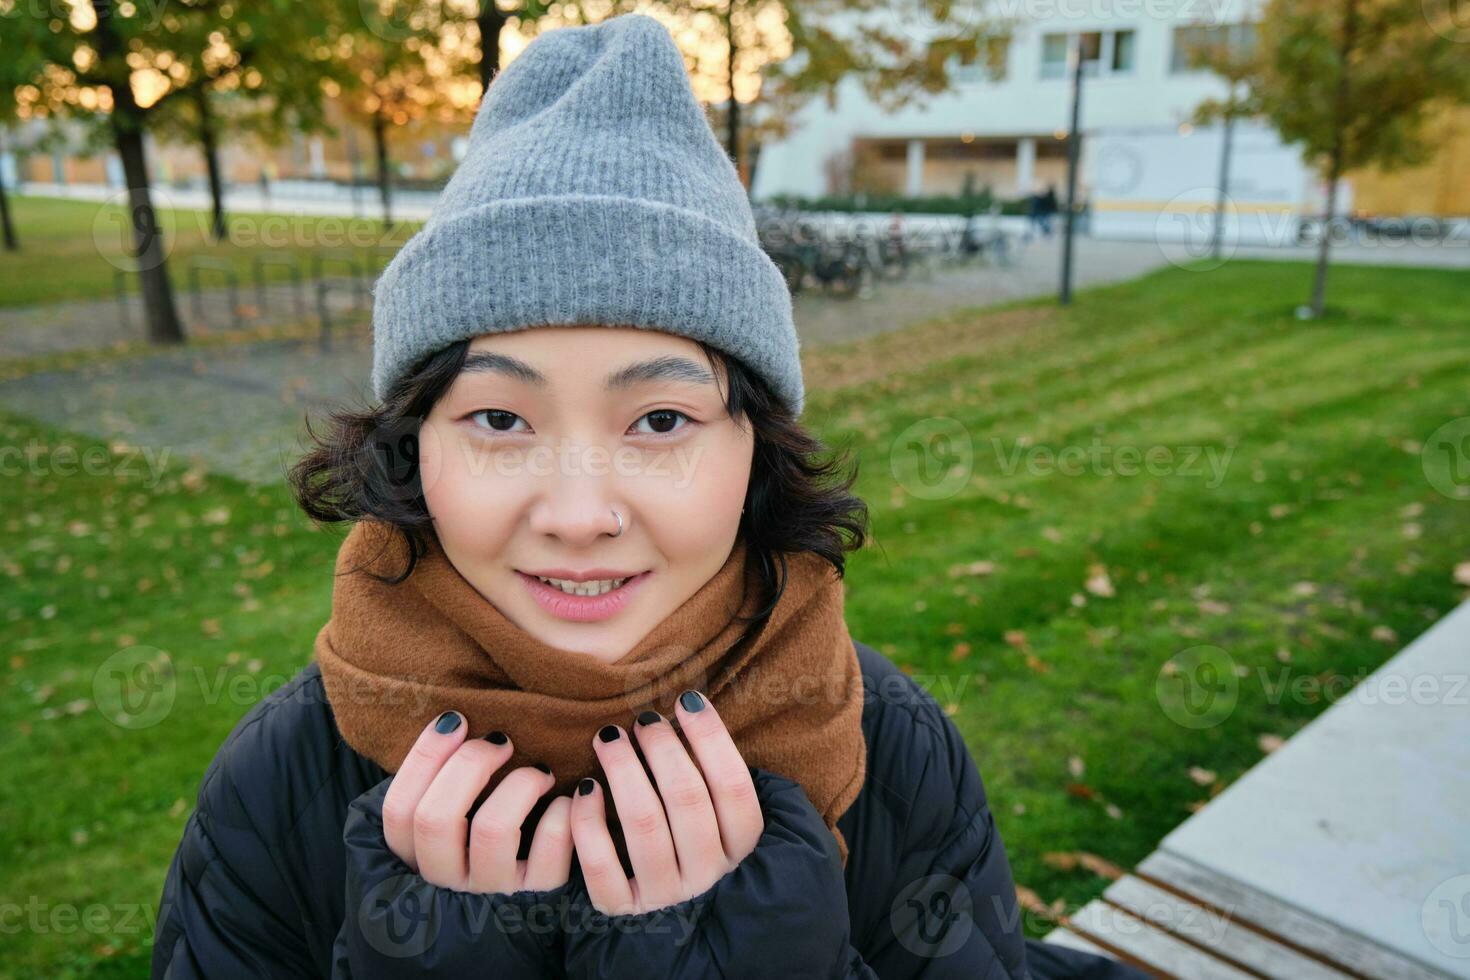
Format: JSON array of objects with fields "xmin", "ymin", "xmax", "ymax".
[
  {"xmin": 1067, "ymin": 899, "xmax": 1257, "ymax": 980},
  {"xmin": 1104, "ymin": 874, "xmax": 1355, "ymax": 980},
  {"xmin": 1141, "ymin": 850, "xmax": 1455, "ymax": 980},
  {"xmin": 1042, "ymin": 926, "xmax": 1118, "ymax": 959}
]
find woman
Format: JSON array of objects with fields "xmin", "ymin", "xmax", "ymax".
[{"xmin": 152, "ymin": 14, "xmax": 1137, "ymax": 979}]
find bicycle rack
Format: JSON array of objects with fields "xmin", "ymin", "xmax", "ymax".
[
  {"xmin": 251, "ymin": 253, "xmax": 306, "ymax": 322},
  {"xmin": 185, "ymin": 256, "xmax": 242, "ymax": 332},
  {"xmin": 315, "ymin": 280, "xmax": 335, "ymax": 352},
  {"xmin": 308, "ymin": 251, "xmax": 366, "ymax": 312}
]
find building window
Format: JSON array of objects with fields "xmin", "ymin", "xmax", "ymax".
[
  {"xmin": 1170, "ymin": 22, "xmax": 1257, "ymax": 73},
  {"xmin": 1111, "ymin": 29, "xmax": 1135, "ymax": 72},
  {"xmin": 1040, "ymin": 33, "xmax": 1071, "ymax": 78},
  {"xmin": 1040, "ymin": 30, "xmax": 1135, "ymax": 79},
  {"xmin": 948, "ymin": 35, "xmax": 1011, "ymax": 83}
]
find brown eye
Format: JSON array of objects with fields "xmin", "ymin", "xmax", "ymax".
[
  {"xmin": 633, "ymin": 410, "xmax": 690, "ymax": 436},
  {"xmin": 470, "ymin": 410, "xmax": 527, "ymax": 433}
]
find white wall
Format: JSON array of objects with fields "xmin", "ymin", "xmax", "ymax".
[
  {"xmin": 752, "ymin": 0, "xmax": 1274, "ymax": 200},
  {"xmin": 1088, "ymin": 121, "xmax": 1320, "ymax": 245}
]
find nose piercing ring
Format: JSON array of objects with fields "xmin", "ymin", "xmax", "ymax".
[{"xmin": 611, "ymin": 508, "xmax": 623, "ymax": 537}]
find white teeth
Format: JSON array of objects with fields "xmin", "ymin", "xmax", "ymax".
[{"xmin": 536, "ymin": 576, "xmax": 628, "ymax": 596}]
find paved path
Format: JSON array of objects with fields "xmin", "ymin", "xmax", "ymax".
[
  {"xmin": 1224, "ymin": 241, "xmax": 1470, "ymax": 269},
  {"xmin": 0, "ymin": 236, "xmax": 1169, "ymax": 485},
  {"xmin": 792, "ymin": 235, "xmax": 1168, "ymax": 346}
]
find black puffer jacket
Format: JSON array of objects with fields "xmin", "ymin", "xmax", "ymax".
[{"xmin": 152, "ymin": 640, "xmax": 1136, "ymax": 979}]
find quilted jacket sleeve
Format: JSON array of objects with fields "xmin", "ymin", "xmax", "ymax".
[
  {"xmin": 151, "ymin": 715, "xmax": 320, "ymax": 979},
  {"xmin": 850, "ymin": 687, "xmax": 1031, "ymax": 979},
  {"xmin": 559, "ymin": 680, "xmax": 1032, "ymax": 980},
  {"xmin": 329, "ymin": 775, "xmax": 570, "ymax": 979},
  {"xmin": 560, "ymin": 765, "xmax": 869, "ymax": 979}
]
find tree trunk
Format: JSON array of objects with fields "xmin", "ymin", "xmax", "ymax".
[
  {"xmin": 91, "ymin": 0, "xmax": 184, "ymax": 344},
  {"xmin": 1312, "ymin": 0, "xmax": 1359, "ymax": 319},
  {"xmin": 1310, "ymin": 157, "xmax": 1341, "ymax": 319},
  {"xmin": 114, "ymin": 120, "xmax": 185, "ymax": 344},
  {"xmin": 1211, "ymin": 103, "xmax": 1236, "ymax": 263},
  {"xmin": 195, "ymin": 87, "xmax": 227, "ymax": 242},
  {"xmin": 724, "ymin": 0, "xmax": 740, "ymax": 179},
  {"xmin": 0, "ymin": 173, "xmax": 17, "ymax": 251},
  {"xmin": 373, "ymin": 113, "xmax": 393, "ymax": 232},
  {"xmin": 475, "ymin": 1, "xmax": 509, "ymax": 96}
]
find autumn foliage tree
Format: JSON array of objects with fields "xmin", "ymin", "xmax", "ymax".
[
  {"xmin": 9, "ymin": 0, "xmax": 192, "ymax": 341},
  {"xmin": 1225, "ymin": 0, "xmax": 1470, "ymax": 316},
  {"xmin": 6, "ymin": 0, "xmax": 334, "ymax": 340},
  {"xmin": 0, "ymin": 35, "xmax": 45, "ymax": 250},
  {"xmin": 328, "ymin": 0, "xmax": 477, "ymax": 230},
  {"xmin": 145, "ymin": 4, "xmax": 338, "ymax": 242}
]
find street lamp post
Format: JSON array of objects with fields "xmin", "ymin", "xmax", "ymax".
[{"xmin": 1059, "ymin": 34, "xmax": 1085, "ymax": 305}]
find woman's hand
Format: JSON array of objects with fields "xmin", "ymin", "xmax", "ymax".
[
  {"xmin": 570, "ymin": 690, "xmax": 765, "ymax": 915},
  {"xmin": 381, "ymin": 710, "xmax": 573, "ymax": 894}
]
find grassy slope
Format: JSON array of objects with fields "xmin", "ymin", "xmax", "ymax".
[{"xmin": 1, "ymin": 260, "xmax": 1467, "ymax": 975}]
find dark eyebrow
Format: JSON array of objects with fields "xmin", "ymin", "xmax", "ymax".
[
  {"xmin": 459, "ymin": 352, "xmax": 716, "ymax": 390},
  {"xmin": 604, "ymin": 355, "xmax": 717, "ymax": 390}
]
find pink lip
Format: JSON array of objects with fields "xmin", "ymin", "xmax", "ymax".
[{"xmin": 517, "ymin": 570, "xmax": 651, "ymax": 623}]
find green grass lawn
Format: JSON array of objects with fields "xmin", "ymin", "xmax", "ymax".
[
  {"xmin": 2, "ymin": 261, "xmax": 1468, "ymax": 976},
  {"xmin": 0, "ymin": 196, "xmax": 420, "ymax": 309}
]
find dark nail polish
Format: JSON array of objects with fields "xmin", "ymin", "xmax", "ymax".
[
  {"xmin": 679, "ymin": 690, "xmax": 705, "ymax": 712},
  {"xmin": 482, "ymin": 730, "xmax": 508, "ymax": 744},
  {"xmin": 636, "ymin": 710, "xmax": 663, "ymax": 727},
  {"xmin": 435, "ymin": 711, "xmax": 461, "ymax": 734},
  {"xmin": 534, "ymin": 762, "xmax": 551, "ymax": 774},
  {"xmin": 598, "ymin": 724, "xmax": 621, "ymax": 743},
  {"xmin": 578, "ymin": 777, "xmax": 596, "ymax": 796}
]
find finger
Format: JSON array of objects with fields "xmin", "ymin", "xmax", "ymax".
[
  {"xmin": 674, "ymin": 691, "xmax": 763, "ymax": 861},
  {"xmin": 466, "ymin": 765, "xmax": 556, "ymax": 895},
  {"xmin": 633, "ymin": 709, "xmax": 725, "ymax": 891},
  {"xmin": 593, "ymin": 723, "xmax": 681, "ymax": 909},
  {"xmin": 570, "ymin": 776, "xmax": 636, "ymax": 914},
  {"xmin": 383, "ymin": 710, "xmax": 470, "ymax": 873},
  {"xmin": 522, "ymin": 794, "xmax": 574, "ymax": 892},
  {"xmin": 415, "ymin": 739, "xmax": 514, "ymax": 888}
]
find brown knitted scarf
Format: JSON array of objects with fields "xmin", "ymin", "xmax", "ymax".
[{"xmin": 314, "ymin": 520, "xmax": 867, "ymax": 867}]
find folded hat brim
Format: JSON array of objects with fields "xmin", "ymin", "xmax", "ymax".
[{"xmin": 371, "ymin": 194, "xmax": 803, "ymax": 416}]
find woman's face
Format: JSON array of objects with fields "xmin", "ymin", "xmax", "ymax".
[{"xmin": 417, "ymin": 326, "xmax": 755, "ymax": 664}]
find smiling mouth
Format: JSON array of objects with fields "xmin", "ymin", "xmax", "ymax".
[
  {"xmin": 516, "ymin": 569, "xmax": 652, "ymax": 623},
  {"xmin": 530, "ymin": 574, "xmax": 636, "ymax": 596}
]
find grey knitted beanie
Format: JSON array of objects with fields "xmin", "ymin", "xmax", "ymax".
[{"xmin": 370, "ymin": 12, "xmax": 803, "ymax": 416}]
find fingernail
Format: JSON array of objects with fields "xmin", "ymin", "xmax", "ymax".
[
  {"xmin": 679, "ymin": 690, "xmax": 705, "ymax": 712},
  {"xmin": 598, "ymin": 724, "xmax": 621, "ymax": 743},
  {"xmin": 635, "ymin": 710, "xmax": 663, "ymax": 727},
  {"xmin": 435, "ymin": 711, "xmax": 461, "ymax": 734},
  {"xmin": 534, "ymin": 762, "xmax": 551, "ymax": 774},
  {"xmin": 578, "ymin": 777, "xmax": 596, "ymax": 796},
  {"xmin": 482, "ymin": 730, "xmax": 508, "ymax": 744}
]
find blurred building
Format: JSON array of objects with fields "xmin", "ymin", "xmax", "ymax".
[{"xmin": 750, "ymin": 0, "xmax": 1466, "ymax": 237}]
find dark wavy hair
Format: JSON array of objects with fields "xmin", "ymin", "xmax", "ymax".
[{"xmin": 288, "ymin": 337, "xmax": 869, "ymax": 624}]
